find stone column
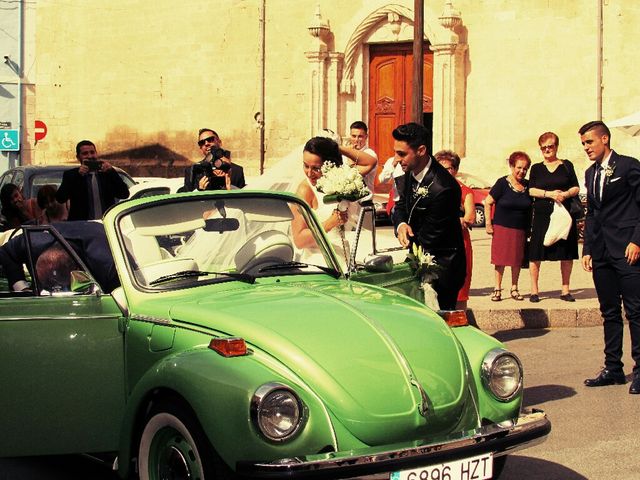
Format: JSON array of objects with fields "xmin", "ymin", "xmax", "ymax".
[
  {"xmin": 327, "ymin": 52, "xmax": 343, "ymax": 134},
  {"xmin": 305, "ymin": 51, "xmax": 328, "ymax": 136},
  {"xmin": 430, "ymin": 1, "xmax": 466, "ymax": 156},
  {"xmin": 305, "ymin": 6, "xmax": 331, "ymax": 137}
]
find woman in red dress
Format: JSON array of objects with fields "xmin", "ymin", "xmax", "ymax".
[{"xmin": 435, "ymin": 150, "xmax": 475, "ymax": 310}]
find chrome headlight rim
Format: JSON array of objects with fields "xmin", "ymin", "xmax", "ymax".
[
  {"xmin": 250, "ymin": 382, "xmax": 307, "ymax": 443},
  {"xmin": 481, "ymin": 348, "xmax": 523, "ymax": 402}
]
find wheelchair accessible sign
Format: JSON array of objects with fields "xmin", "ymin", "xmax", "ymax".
[{"xmin": 1, "ymin": 129, "xmax": 20, "ymax": 151}]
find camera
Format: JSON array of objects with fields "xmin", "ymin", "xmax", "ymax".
[
  {"xmin": 84, "ymin": 159, "xmax": 102, "ymax": 172},
  {"xmin": 192, "ymin": 147, "xmax": 232, "ymax": 190},
  {"xmin": 208, "ymin": 146, "xmax": 231, "ymax": 173}
]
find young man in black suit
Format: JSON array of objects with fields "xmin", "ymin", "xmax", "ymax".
[
  {"xmin": 182, "ymin": 128, "xmax": 246, "ymax": 191},
  {"xmin": 580, "ymin": 120, "xmax": 640, "ymax": 394},
  {"xmin": 55, "ymin": 140, "xmax": 130, "ymax": 220},
  {"xmin": 391, "ymin": 122, "xmax": 465, "ymax": 310}
]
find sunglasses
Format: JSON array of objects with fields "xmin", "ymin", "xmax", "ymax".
[
  {"xmin": 198, "ymin": 136, "xmax": 217, "ymax": 147},
  {"xmin": 540, "ymin": 144, "xmax": 556, "ymax": 151}
]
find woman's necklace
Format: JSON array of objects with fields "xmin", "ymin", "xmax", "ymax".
[{"xmin": 507, "ymin": 175, "xmax": 526, "ymax": 193}]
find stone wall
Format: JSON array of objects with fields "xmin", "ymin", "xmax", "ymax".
[{"xmin": 32, "ymin": 0, "xmax": 640, "ymax": 185}]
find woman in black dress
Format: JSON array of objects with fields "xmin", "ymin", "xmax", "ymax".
[
  {"xmin": 528, "ymin": 132, "xmax": 580, "ymax": 302},
  {"xmin": 484, "ymin": 152, "xmax": 532, "ymax": 301}
]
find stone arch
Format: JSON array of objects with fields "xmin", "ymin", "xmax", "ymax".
[{"xmin": 340, "ymin": 4, "xmax": 441, "ymax": 94}]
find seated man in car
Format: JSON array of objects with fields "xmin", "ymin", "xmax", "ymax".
[
  {"xmin": 35, "ymin": 245, "xmax": 77, "ymax": 294},
  {"xmin": 0, "ymin": 221, "xmax": 119, "ymax": 294}
]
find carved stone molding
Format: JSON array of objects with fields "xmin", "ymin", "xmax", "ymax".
[{"xmin": 340, "ymin": 4, "xmax": 439, "ymax": 95}]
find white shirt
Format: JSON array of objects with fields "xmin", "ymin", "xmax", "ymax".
[
  {"xmin": 360, "ymin": 146, "xmax": 378, "ymax": 194},
  {"xmin": 378, "ymin": 157, "xmax": 404, "ymax": 184},
  {"xmin": 594, "ymin": 150, "xmax": 613, "ymax": 199}
]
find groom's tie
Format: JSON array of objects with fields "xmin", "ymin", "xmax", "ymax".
[
  {"xmin": 410, "ymin": 175, "xmax": 419, "ymax": 198},
  {"xmin": 594, "ymin": 164, "xmax": 603, "ymax": 202}
]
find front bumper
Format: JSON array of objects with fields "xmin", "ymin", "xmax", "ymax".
[{"xmin": 237, "ymin": 409, "xmax": 550, "ymax": 479}]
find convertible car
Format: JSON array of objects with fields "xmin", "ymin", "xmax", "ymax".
[{"xmin": 0, "ymin": 190, "xmax": 549, "ymax": 480}]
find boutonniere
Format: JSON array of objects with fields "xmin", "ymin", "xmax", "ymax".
[
  {"xmin": 416, "ymin": 186, "xmax": 429, "ymax": 198},
  {"xmin": 604, "ymin": 164, "xmax": 616, "ymax": 177}
]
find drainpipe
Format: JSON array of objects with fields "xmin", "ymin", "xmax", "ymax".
[
  {"xmin": 596, "ymin": 0, "xmax": 603, "ymax": 120},
  {"xmin": 258, "ymin": 0, "xmax": 266, "ymax": 174}
]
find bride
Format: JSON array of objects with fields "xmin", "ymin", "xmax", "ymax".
[{"xmin": 290, "ymin": 136, "xmax": 377, "ymax": 266}]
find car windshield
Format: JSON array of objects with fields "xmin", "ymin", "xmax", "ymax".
[{"xmin": 118, "ymin": 195, "xmax": 340, "ymax": 290}]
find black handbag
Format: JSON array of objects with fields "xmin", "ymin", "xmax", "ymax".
[
  {"xmin": 566, "ymin": 196, "xmax": 584, "ymax": 220},
  {"xmin": 560, "ymin": 161, "xmax": 584, "ymax": 220}
]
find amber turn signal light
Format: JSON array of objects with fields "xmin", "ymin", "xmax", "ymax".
[
  {"xmin": 441, "ymin": 310, "xmax": 469, "ymax": 327},
  {"xmin": 209, "ymin": 337, "xmax": 248, "ymax": 357}
]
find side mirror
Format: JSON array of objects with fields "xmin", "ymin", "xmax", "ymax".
[
  {"xmin": 363, "ymin": 254, "xmax": 394, "ymax": 273},
  {"xmin": 70, "ymin": 270, "xmax": 101, "ymax": 294}
]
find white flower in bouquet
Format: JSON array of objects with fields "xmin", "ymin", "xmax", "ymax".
[
  {"xmin": 406, "ymin": 244, "xmax": 442, "ymax": 310},
  {"xmin": 315, "ymin": 162, "xmax": 370, "ymax": 201}
]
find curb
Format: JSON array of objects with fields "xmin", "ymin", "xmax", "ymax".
[{"xmin": 467, "ymin": 307, "xmax": 602, "ymax": 331}]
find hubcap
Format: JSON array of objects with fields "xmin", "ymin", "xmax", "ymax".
[{"xmin": 150, "ymin": 428, "xmax": 201, "ymax": 480}]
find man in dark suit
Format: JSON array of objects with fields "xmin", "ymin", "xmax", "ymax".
[
  {"xmin": 580, "ymin": 120, "xmax": 640, "ymax": 394},
  {"xmin": 181, "ymin": 128, "xmax": 246, "ymax": 191},
  {"xmin": 56, "ymin": 140, "xmax": 130, "ymax": 220},
  {"xmin": 0, "ymin": 221, "xmax": 119, "ymax": 294},
  {"xmin": 391, "ymin": 122, "xmax": 465, "ymax": 310}
]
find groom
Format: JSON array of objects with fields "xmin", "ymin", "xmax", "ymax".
[{"xmin": 391, "ymin": 122, "xmax": 465, "ymax": 310}]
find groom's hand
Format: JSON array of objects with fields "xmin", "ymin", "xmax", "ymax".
[{"xmin": 397, "ymin": 223, "xmax": 413, "ymax": 248}]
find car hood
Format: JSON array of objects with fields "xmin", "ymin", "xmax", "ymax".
[{"xmin": 169, "ymin": 280, "xmax": 472, "ymax": 445}]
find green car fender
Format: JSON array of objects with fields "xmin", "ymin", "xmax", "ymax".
[
  {"xmin": 117, "ymin": 342, "xmax": 338, "ymax": 477},
  {"xmin": 452, "ymin": 326, "xmax": 522, "ymax": 422}
]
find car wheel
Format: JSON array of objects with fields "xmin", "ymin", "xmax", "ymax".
[
  {"xmin": 138, "ymin": 401, "xmax": 231, "ymax": 480},
  {"xmin": 473, "ymin": 205, "xmax": 486, "ymax": 227},
  {"xmin": 492, "ymin": 455, "xmax": 508, "ymax": 479}
]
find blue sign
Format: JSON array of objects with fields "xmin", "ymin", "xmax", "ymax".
[{"xmin": 0, "ymin": 129, "xmax": 20, "ymax": 151}]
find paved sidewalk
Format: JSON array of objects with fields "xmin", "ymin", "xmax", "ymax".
[{"xmin": 466, "ymin": 229, "xmax": 601, "ymax": 330}]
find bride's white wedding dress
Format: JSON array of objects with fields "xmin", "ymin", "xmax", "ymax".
[{"xmin": 247, "ymin": 143, "xmax": 363, "ymax": 269}]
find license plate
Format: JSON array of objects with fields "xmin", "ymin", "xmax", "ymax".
[{"xmin": 390, "ymin": 453, "xmax": 493, "ymax": 480}]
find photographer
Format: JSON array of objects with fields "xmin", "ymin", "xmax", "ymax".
[
  {"xmin": 182, "ymin": 129, "xmax": 245, "ymax": 192},
  {"xmin": 56, "ymin": 140, "xmax": 130, "ymax": 220}
]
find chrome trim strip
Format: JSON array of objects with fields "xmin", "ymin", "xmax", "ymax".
[
  {"xmin": 237, "ymin": 410, "xmax": 550, "ymax": 478},
  {"xmin": 130, "ymin": 313, "xmax": 171, "ymax": 324}
]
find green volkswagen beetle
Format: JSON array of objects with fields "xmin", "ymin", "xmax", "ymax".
[{"xmin": 0, "ymin": 190, "xmax": 549, "ymax": 479}]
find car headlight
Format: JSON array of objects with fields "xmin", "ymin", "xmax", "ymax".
[
  {"xmin": 251, "ymin": 383, "xmax": 306, "ymax": 442},
  {"xmin": 481, "ymin": 349, "xmax": 523, "ymax": 402}
]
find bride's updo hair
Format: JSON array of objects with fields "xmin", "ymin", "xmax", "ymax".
[{"xmin": 303, "ymin": 137, "xmax": 343, "ymax": 166}]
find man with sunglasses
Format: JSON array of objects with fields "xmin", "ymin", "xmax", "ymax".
[{"xmin": 181, "ymin": 129, "xmax": 246, "ymax": 192}]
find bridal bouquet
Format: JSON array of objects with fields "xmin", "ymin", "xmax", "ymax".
[
  {"xmin": 406, "ymin": 244, "xmax": 442, "ymax": 310},
  {"xmin": 316, "ymin": 162, "xmax": 370, "ymax": 208}
]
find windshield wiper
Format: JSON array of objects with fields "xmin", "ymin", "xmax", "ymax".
[
  {"xmin": 149, "ymin": 270, "xmax": 255, "ymax": 286},
  {"xmin": 258, "ymin": 261, "xmax": 341, "ymax": 278}
]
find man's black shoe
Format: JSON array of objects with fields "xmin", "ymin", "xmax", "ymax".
[
  {"xmin": 584, "ymin": 368, "xmax": 626, "ymax": 387},
  {"xmin": 630, "ymin": 373, "xmax": 640, "ymax": 394}
]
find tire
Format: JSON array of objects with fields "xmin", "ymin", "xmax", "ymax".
[
  {"xmin": 473, "ymin": 205, "xmax": 486, "ymax": 228},
  {"xmin": 138, "ymin": 400, "xmax": 232, "ymax": 480},
  {"xmin": 492, "ymin": 455, "xmax": 508, "ymax": 479}
]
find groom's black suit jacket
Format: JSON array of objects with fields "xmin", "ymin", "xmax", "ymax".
[
  {"xmin": 583, "ymin": 151, "xmax": 640, "ymax": 260},
  {"xmin": 392, "ymin": 159, "xmax": 466, "ymax": 308}
]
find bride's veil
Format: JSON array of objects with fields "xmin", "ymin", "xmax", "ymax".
[{"xmin": 246, "ymin": 144, "xmax": 306, "ymax": 193}]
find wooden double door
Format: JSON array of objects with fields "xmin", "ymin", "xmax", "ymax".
[{"xmin": 368, "ymin": 43, "xmax": 433, "ymax": 192}]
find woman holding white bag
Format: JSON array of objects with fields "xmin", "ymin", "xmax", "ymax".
[{"xmin": 528, "ymin": 132, "xmax": 581, "ymax": 303}]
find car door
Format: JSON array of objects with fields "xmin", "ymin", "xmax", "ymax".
[
  {"xmin": 0, "ymin": 230, "xmax": 126, "ymax": 457},
  {"xmin": 347, "ymin": 206, "xmax": 423, "ymax": 301}
]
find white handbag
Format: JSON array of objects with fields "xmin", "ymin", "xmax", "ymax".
[{"xmin": 543, "ymin": 202, "xmax": 572, "ymax": 246}]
